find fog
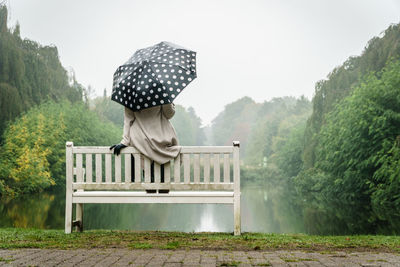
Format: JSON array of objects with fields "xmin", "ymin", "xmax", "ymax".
[{"xmin": 7, "ymin": 0, "xmax": 400, "ymax": 125}]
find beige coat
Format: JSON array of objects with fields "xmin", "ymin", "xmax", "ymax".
[{"xmin": 120, "ymin": 103, "xmax": 181, "ymax": 165}]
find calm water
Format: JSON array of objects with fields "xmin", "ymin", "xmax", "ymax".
[{"xmin": 0, "ymin": 183, "xmax": 304, "ymax": 233}]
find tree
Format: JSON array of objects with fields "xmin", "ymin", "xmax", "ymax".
[
  {"xmin": 296, "ymin": 59, "xmax": 400, "ymax": 234},
  {"xmin": 0, "ymin": 5, "xmax": 83, "ymax": 141},
  {"xmin": 0, "ymin": 101, "xmax": 121, "ymax": 198}
]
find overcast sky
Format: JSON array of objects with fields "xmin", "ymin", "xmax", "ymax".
[{"xmin": 7, "ymin": 0, "xmax": 400, "ymax": 126}]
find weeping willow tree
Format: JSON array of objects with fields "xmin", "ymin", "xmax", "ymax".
[
  {"xmin": 303, "ymin": 23, "xmax": 400, "ymax": 169},
  {"xmin": 0, "ymin": 5, "xmax": 83, "ymax": 141}
]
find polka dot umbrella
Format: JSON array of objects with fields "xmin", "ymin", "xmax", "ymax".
[{"xmin": 111, "ymin": 41, "xmax": 197, "ymax": 111}]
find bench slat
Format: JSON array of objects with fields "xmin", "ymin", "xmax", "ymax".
[
  {"xmin": 76, "ymin": 154, "xmax": 83, "ymax": 183},
  {"xmin": 72, "ymin": 194, "xmax": 234, "ymax": 204},
  {"xmin": 74, "ymin": 191, "xmax": 234, "ymax": 197},
  {"xmin": 134, "ymin": 154, "xmax": 141, "ymax": 183},
  {"xmin": 164, "ymin": 162, "xmax": 171, "ymax": 183},
  {"xmin": 180, "ymin": 146, "xmax": 233, "ymax": 153},
  {"xmin": 96, "ymin": 154, "xmax": 102, "ymax": 183},
  {"xmin": 105, "ymin": 154, "xmax": 112, "ymax": 183},
  {"xmin": 183, "ymin": 154, "xmax": 190, "ymax": 183},
  {"xmin": 73, "ymin": 182, "xmax": 234, "ymax": 191},
  {"xmin": 213, "ymin": 153, "xmax": 220, "ymax": 183},
  {"xmin": 74, "ymin": 146, "xmax": 233, "ymax": 154},
  {"xmin": 194, "ymin": 154, "xmax": 200, "ymax": 183},
  {"xmin": 144, "ymin": 156, "xmax": 151, "ymax": 183},
  {"xmin": 154, "ymin": 162, "xmax": 161, "ymax": 184},
  {"xmin": 73, "ymin": 147, "xmax": 140, "ymax": 154},
  {"xmin": 224, "ymin": 153, "xmax": 230, "ymax": 183},
  {"xmin": 86, "ymin": 154, "xmax": 92, "ymax": 183},
  {"xmin": 125, "ymin": 154, "xmax": 131, "ymax": 183},
  {"xmin": 115, "ymin": 154, "xmax": 121, "ymax": 183},
  {"xmin": 174, "ymin": 155, "xmax": 180, "ymax": 183},
  {"xmin": 204, "ymin": 154, "xmax": 210, "ymax": 183}
]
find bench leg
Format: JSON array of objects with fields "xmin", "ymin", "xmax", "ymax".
[
  {"xmin": 234, "ymin": 195, "xmax": 241, "ymax": 236},
  {"xmin": 75, "ymin": 203, "xmax": 84, "ymax": 232},
  {"xmin": 65, "ymin": 194, "xmax": 72, "ymax": 233}
]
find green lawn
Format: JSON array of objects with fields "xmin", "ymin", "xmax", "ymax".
[{"xmin": 0, "ymin": 228, "xmax": 399, "ymax": 252}]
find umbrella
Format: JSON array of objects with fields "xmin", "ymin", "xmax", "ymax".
[{"xmin": 111, "ymin": 41, "xmax": 197, "ymax": 111}]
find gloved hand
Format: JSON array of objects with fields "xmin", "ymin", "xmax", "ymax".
[{"xmin": 109, "ymin": 143, "xmax": 127, "ymax": 156}]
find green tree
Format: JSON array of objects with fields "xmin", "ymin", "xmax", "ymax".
[
  {"xmin": 304, "ymin": 23, "xmax": 400, "ymax": 169},
  {"xmin": 0, "ymin": 101, "xmax": 121, "ymax": 198},
  {"xmin": 0, "ymin": 5, "xmax": 83, "ymax": 140},
  {"xmin": 297, "ymin": 59, "xmax": 400, "ymax": 234}
]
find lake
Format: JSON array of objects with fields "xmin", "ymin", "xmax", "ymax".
[{"xmin": 0, "ymin": 182, "xmax": 305, "ymax": 233}]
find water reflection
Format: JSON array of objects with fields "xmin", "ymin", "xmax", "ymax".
[
  {"xmin": 0, "ymin": 183, "xmax": 305, "ymax": 233},
  {"xmin": 0, "ymin": 192, "xmax": 64, "ymax": 229}
]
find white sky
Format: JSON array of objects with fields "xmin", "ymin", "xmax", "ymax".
[{"xmin": 7, "ymin": 0, "xmax": 400, "ymax": 126}]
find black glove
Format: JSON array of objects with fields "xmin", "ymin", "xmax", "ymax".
[{"xmin": 109, "ymin": 143, "xmax": 127, "ymax": 156}]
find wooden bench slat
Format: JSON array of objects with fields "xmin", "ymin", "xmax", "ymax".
[
  {"xmin": 73, "ymin": 182, "xmax": 234, "ymax": 191},
  {"xmin": 144, "ymin": 156, "xmax": 151, "ymax": 183},
  {"xmin": 76, "ymin": 154, "xmax": 83, "ymax": 183},
  {"xmin": 72, "ymin": 194, "xmax": 234, "ymax": 204},
  {"xmin": 204, "ymin": 154, "xmax": 210, "ymax": 183},
  {"xmin": 174, "ymin": 154, "xmax": 180, "ymax": 183},
  {"xmin": 105, "ymin": 154, "xmax": 112, "ymax": 183},
  {"xmin": 73, "ymin": 147, "xmax": 140, "ymax": 154},
  {"xmin": 96, "ymin": 154, "xmax": 102, "ymax": 183},
  {"xmin": 74, "ymin": 146, "xmax": 233, "ymax": 154},
  {"xmin": 86, "ymin": 154, "xmax": 92, "ymax": 183},
  {"xmin": 124, "ymin": 154, "xmax": 131, "ymax": 183},
  {"xmin": 154, "ymin": 162, "xmax": 161, "ymax": 184},
  {"xmin": 213, "ymin": 153, "xmax": 220, "ymax": 183},
  {"xmin": 224, "ymin": 153, "xmax": 230, "ymax": 183},
  {"xmin": 134, "ymin": 154, "xmax": 141, "ymax": 183},
  {"xmin": 194, "ymin": 154, "xmax": 200, "ymax": 183},
  {"xmin": 164, "ymin": 162, "xmax": 171, "ymax": 183},
  {"xmin": 73, "ymin": 146, "xmax": 233, "ymax": 154},
  {"xmin": 183, "ymin": 153, "xmax": 190, "ymax": 183},
  {"xmin": 180, "ymin": 146, "xmax": 233, "ymax": 153},
  {"xmin": 115, "ymin": 154, "xmax": 121, "ymax": 183}
]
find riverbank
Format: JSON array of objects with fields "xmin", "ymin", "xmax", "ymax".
[{"xmin": 0, "ymin": 228, "xmax": 399, "ymax": 253}]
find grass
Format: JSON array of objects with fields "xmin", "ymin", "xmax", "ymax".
[
  {"xmin": 0, "ymin": 256, "xmax": 14, "ymax": 263},
  {"xmin": 280, "ymin": 257, "xmax": 316, "ymax": 262},
  {"xmin": 0, "ymin": 228, "xmax": 399, "ymax": 252}
]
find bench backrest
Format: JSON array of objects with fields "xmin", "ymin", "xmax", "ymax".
[{"xmin": 66, "ymin": 141, "xmax": 240, "ymax": 192}]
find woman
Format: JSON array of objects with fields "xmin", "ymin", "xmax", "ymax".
[{"xmin": 110, "ymin": 103, "xmax": 181, "ymax": 191}]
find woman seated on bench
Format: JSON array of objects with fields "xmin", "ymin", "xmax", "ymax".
[{"xmin": 110, "ymin": 103, "xmax": 181, "ymax": 192}]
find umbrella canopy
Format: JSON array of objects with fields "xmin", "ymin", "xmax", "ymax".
[{"xmin": 111, "ymin": 41, "xmax": 197, "ymax": 111}]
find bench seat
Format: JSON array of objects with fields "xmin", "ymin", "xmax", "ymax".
[{"xmin": 72, "ymin": 190, "xmax": 235, "ymax": 204}]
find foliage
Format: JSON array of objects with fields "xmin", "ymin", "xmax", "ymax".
[
  {"xmin": 170, "ymin": 105, "xmax": 205, "ymax": 145},
  {"xmin": 91, "ymin": 94, "xmax": 124, "ymax": 128},
  {"xmin": 296, "ymin": 59, "xmax": 400, "ymax": 234},
  {"xmin": 0, "ymin": 5, "xmax": 83, "ymax": 141},
  {"xmin": 245, "ymin": 96, "xmax": 311, "ymax": 166},
  {"xmin": 211, "ymin": 96, "xmax": 259, "ymax": 154},
  {"xmin": 304, "ymin": 23, "xmax": 400, "ymax": 168},
  {"xmin": 0, "ymin": 101, "xmax": 121, "ymax": 197}
]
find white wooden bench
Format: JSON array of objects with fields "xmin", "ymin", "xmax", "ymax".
[{"xmin": 65, "ymin": 141, "xmax": 241, "ymax": 235}]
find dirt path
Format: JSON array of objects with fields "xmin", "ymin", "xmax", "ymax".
[{"xmin": 1, "ymin": 248, "xmax": 399, "ymax": 266}]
